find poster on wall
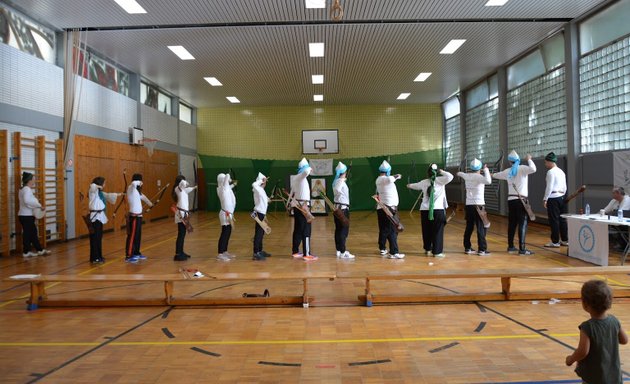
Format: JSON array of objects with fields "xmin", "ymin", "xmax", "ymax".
[
  {"xmin": 310, "ymin": 199, "xmax": 326, "ymax": 214},
  {"xmin": 310, "ymin": 159, "xmax": 333, "ymax": 176},
  {"xmin": 311, "ymin": 178, "xmax": 326, "ymax": 198},
  {"xmin": 613, "ymin": 150, "xmax": 630, "ymax": 190}
]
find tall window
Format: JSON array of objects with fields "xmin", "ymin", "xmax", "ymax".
[
  {"xmin": 443, "ymin": 97, "xmax": 461, "ymax": 167},
  {"xmin": 141, "ymin": 81, "xmax": 172, "ymax": 115},
  {"xmin": 507, "ymin": 33, "xmax": 567, "ymax": 157},
  {"xmin": 579, "ymin": 0, "xmax": 630, "ymax": 153},
  {"xmin": 179, "ymin": 103, "xmax": 193, "ymax": 124},
  {"xmin": 465, "ymin": 75, "xmax": 500, "ymax": 163}
]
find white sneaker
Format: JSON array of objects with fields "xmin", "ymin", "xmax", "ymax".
[
  {"xmin": 336, "ymin": 251, "xmax": 341, "ymax": 258},
  {"xmin": 224, "ymin": 252, "xmax": 236, "ymax": 259},
  {"xmin": 425, "ymin": 250, "xmax": 433, "ymax": 256},
  {"xmin": 341, "ymin": 251, "xmax": 355, "ymax": 259},
  {"xmin": 379, "ymin": 249, "xmax": 388, "ymax": 256},
  {"xmin": 433, "ymin": 253, "xmax": 445, "ymax": 258},
  {"xmin": 216, "ymin": 253, "xmax": 231, "ymax": 261},
  {"xmin": 38, "ymin": 249, "xmax": 51, "ymax": 256},
  {"xmin": 560, "ymin": 241, "xmax": 569, "ymax": 246},
  {"xmin": 23, "ymin": 252, "xmax": 37, "ymax": 258},
  {"xmin": 544, "ymin": 242, "xmax": 560, "ymax": 248},
  {"xmin": 388, "ymin": 253, "xmax": 405, "ymax": 259}
]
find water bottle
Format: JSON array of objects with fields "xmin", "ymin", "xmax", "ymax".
[
  {"xmin": 585, "ymin": 203, "xmax": 590, "ymax": 216},
  {"xmin": 619, "ymin": 209, "xmax": 624, "ymax": 221}
]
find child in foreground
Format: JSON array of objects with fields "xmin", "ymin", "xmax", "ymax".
[{"xmin": 566, "ymin": 279, "xmax": 628, "ymax": 383}]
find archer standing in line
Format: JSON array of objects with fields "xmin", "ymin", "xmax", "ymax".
[
  {"xmin": 172, "ymin": 175, "xmax": 196, "ymax": 261},
  {"xmin": 376, "ymin": 160, "xmax": 404, "ymax": 259},
  {"xmin": 125, "ymin": 174, "xmax": 152, "ymax": 263},
  {"xmin": 407, "ymin": 163, "xmax": 454, "ymax": 258},
  {"xmin": 333, "ymin": 161, "xmax": 354, "ymax": 259},
  {"xmin": 456, "ymin": 159, "xmax": 492, "ymax": 256},
  {"xmin": 542, "ymin": 152, "xmax": 569, "ymax": 248},
  {"xmin": 492, "ymin": 150, "xmax": 536, "ymax": 255},
  {"xmin": 88, "ymin": 176, "xmax": 122, "ymax": 264},
  {"xmin": 217, "ymin": 172, "xmax": 237, "ymax": 261},
  {"xmin": 252, "ymin": 172, "xmax": 271, "ymax": 261},
  {"xmin": 290, "ymin": 158, "xmax": 317, "ymax": 261},
  {"xmin": 18, "ymin": 172, "xmax": 51, "ymax": 257}
]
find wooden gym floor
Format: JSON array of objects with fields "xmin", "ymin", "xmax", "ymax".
[{"xmin": 1, "ymin": 209, "xmax": 629, "ymax": 383}]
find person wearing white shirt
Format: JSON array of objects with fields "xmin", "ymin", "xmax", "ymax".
[
  {"xmin": 456, "ymin": 158, "xmax": 492, "ymax": 256},
  {"xmin": 217, "ymin": 172, "xmax": 237, "ymax": 261},
  {"xmin": 18, "ymin": 172, "xmax": 50, "ymax": 257},
  {"xmin": 333, "ymin": 161, "xmax": 354, "ymax": 259},
  {"xmin": 602, "ymin": 187, "xmax": 630, "ymax": 215},
  {"xmin": 125, "ymin": 173, "xmax": 152, "ymax": 263},
  {"xmin": 408, "ymin": 163, "xmax": 454, "ymax": 258},
  {"xmin": 252, "ymin": 172, "xmax": 271, "ymax": 261},
  {"xmin": 172, "ymin": 175, "xmax": 196, "ymax": 261},
  {"xmin": 290, "ymin": 158, "xmax": 317, "ymax": 261},
  {"xmin": 542, "ymin": 152, "xmax": 569, "ymax": 248},
  {"xmin": 492, "ymin": 150, "xmax": 537, "ymax": 255},
  {"xmin": 376, "ymin": 160, "xmax": 404, "ymax": 259},
  {"xmin": 88, "ymin": 177, "xmax": 121, "ymax": 264},
  {"xmin": 603, "ymin": 187, "xmax": 630, "ymax": 251}
]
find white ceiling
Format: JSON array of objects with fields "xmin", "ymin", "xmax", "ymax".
[{"xmin": 9, "ymin": 0, "xmax": 611, "ymax": 108}]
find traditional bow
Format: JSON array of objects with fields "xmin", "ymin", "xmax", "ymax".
[
  {"xmin": 192, "ymin": 158, "xmax": 198, "ymax": 212},
  {"xmin": 112, "ymin": 168, "xmax": 128, "ymax": 220},
  {"xmin": 408, "ymin": 160, "xmax": 422, "ymax": 215},
  {"xmin": 458, "ymin": 152, "xmax": 468, "ymax": 174},
  {"xmin": 144, "ymin": 183, "xmax": 170, "ymax": 213},
  {"xmin": 491, "ymin": 150, "xmax": 505, "ymax": 201}
]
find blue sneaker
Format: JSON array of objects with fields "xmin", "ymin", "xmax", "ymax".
[
  {"xmin": 135, "ymin": 254, "xmax": 147, "ymax": 260},
  {"xmin": 125, "ymin": 256, "xmax": 139, "ymax": 263}
]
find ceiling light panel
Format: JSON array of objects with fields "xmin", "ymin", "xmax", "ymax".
[
  {"xmin": 414, "ymin": 72, "xmax": 432, "ymax": 82},
  {"xmin": 305, "ymin": 0, "xmax": 325, "ymax": 9},
  {"xmin": 312, "ymin": 75, "xmax": 324, "ymax": 84},
  {"xmin": 440, "ymin": 39, "xmax": 466, "ymax": 54},
  {"xmin": 397, "ymin": 93, "xmax": 411, "ymax": 100},
  {"xmin": 113, "ymin": 0, "xmax": 146, "ymax": 14},
  {"xmin": 203, "ymin": 77, "xmax": 222, "ymax": 86},
  {"xmin": 485, "ymin": 0, "xmax": 509, "ymax": 6},
  {"xmin": 226, "ymin": 96, "xmax": 240, "ymax": 103},
  {"xmin": 313, "ymin": 95, "xmax": 323, "ymax": 101},
  {"xmin": 167, "ymin": 45, "xmax": 195, "ymax": 60},
  {"xmin": 309, "ymin": 42, "xmax": 325, "ymax": 57}
]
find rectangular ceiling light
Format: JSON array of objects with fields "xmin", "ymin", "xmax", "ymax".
[
  {"xmin": 440, "ymin": 39, "xmax": 466, "ymax": 54},
  {"xmin": 313, "ymin": 95, "xmax": 324, "ymax": 101},
  {"xmin": 312, "ymin": 74, "xmax": 324, "ymax": 84},
  {"xmin": 203, "ymin": 77, "xmax": 222, "ymax": 86},
  {"xmin": 485, "ymin": 0, "xmax": 509, "ymax": 6},
  {"xmin": 305, "ymin": 0, "xmax": 325, "ymax": 8},
  {"xmin": 113, "ymin": 0, "xmax": 147, "ymax": 14},
  {"xmin": 397, "ymin": 93, "xmax": 411, "ymax": 100},
  {"xmin": 226, "ymin": 96, "xmax": 240, "ymax": 103},
  {"xmin": 309, "ymin": 43, "xmax": 325, "ymax": 57},
  {"xmin": 414, "ymin": 72, "xmax": 432, "ymax": 82},
  {"xmin": 167, "ymin": 45, "xmax": 195, "ymax": 60}
]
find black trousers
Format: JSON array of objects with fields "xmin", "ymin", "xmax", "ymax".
[
  {"xmin": 463, "ymin": 205, "xmax": 487, "ymax": 252},
  {"xmin": 508, "ymin": 199, "xmax": 529, "ymax": 250},
  {"xmin": 175, "ymin": 222, "xmax": 186, "ymax": 255},
  {"xmin": 19, "ymin": 215, "xmax": 43, "ymax": 253},
  {"xmin": 377, "ymin": 208, "xmax": 399, "ymax": 254},
  {"xmin": 292, "ymin": 209, "xmax": 312, "ymax": 255},
  {"xmin": 546, "ymin": 196, "xmax": 568, "ymax": 243},
  {"xmin": 420, "ymin": 209, "xmax": 446, "ymax": 254},
  {"xmin": 125, "ymin": 215, "xmax": 143, "ymax": 257},
  {"xmin": 253, "ymin": 212, "xmax": 266, "ymax": 253},
  {"xmin": 89, "ymin": 220, "xmax": 104, "ymax": 262},
  {"xmin": 218, "ymin": 224, "xmax": 232, "ymax": 254},
  {"xmin": 334, "ymin": 209, "xmax": 350, "ymax": 253}
]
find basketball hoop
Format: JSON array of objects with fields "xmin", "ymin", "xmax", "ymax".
[{"xmin": 141, "ymin": 138, "xmax": 158, "ymax": 157}]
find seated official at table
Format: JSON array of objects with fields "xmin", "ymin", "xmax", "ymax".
[
  {"xmin": 602, "ymin": 186, "xmax": 630, "ymax": 252},
  {"xmin": 603, "ymin": 186, "xmax": 630, "ymax": 215}
]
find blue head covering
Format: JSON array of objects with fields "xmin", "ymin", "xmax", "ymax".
[
  {"xmin": 379, "ymin": 160, "xmax": 391, "ymax": 176},
  {"xmin": 297, "ymin": 157, "xmax": 310, "ymax": 174},
  {"xmin": 470, "ymin": 158, "xmax": 482, "ymax": 171},
  {"xmin": 507, "ymin": 150, "xmax": 520, "ymax": 178},
  {"xmin": 333, "ymin": 161, "xmax": 348, "ymax": 186}
]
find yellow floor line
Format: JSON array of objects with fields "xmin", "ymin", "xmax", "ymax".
[{"xmin": 0, "ymin": 332, "xmax": 579, "ymax": 347}]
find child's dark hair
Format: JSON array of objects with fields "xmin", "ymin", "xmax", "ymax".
[
  {"xmin": 581, "ymin": 279, "xmax": 613, "ymax": 314},
  {"xmin": 92, "ymin": 176, "xmax": 105, "ymax": 187},
  {"xmin": 172, "ymin": 175, "xmax": 186, "ymax": 202}
]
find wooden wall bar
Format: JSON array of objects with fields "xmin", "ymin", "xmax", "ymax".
[
  {"xmin": 73, "ymin": 135, "xmax": 178, "ymax": 237},
  {"xmin": 0, "ymin": 131, "xmax": 8, "ymax": 256}
]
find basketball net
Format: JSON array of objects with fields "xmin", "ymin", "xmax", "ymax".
[{"xmin": 142, "ymin": 138, "xmax": 158, "ymax": 157}]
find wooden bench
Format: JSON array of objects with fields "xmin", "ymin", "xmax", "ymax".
[
  {"xmin": 5, "ymin": 272, "xmax": 336, "ymax": 310},
  {"xmin": 337, "ymin": 266, "xmax": 630, "ymax": 306}
]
